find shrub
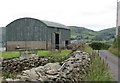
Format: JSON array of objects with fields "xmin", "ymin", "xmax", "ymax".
[{"xmin": 89, "ymin": 42, "xmax": 110, "ymax": 50}]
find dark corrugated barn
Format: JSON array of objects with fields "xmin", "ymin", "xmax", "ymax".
[{"xmin": 5, "ymin": 17, "xmax": 70, "ymax": 51}]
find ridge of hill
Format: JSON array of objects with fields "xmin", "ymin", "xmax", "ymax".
[{"xmin": 68, "ymin": 26, "xmax": 115, "ymax": 44}]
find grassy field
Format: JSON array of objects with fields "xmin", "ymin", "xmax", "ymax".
[
  {"xmin": 1, "ymin": 50, "xmax": 72, "ymax": 59},
  {"xmin": 2, "ymin": 51, "xmax": 20, "ymax": 59}
]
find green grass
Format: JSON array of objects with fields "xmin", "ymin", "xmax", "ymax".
[
  {"xmin": 84, "ymin": 44, "xmax": 93, "ymax": 53},
  {"xmin": 83, "ymin": 45, "xmax": 112, "ymax": 81},
  {"xmin": 109, "ymin": 47, "xmax": 120, "ymax": 57},
  {"xmin": 85, "ymin": 52, "xmax": 112, "ymax": 81},
  {"xmin": 2, "ymin": 51, "xmax": 20, "ymax": 59},
  {"xmin": 109, "ymin": 35, "xmax": 120, "ymax": 57},
  {"xmin": 37, "ymin": 50, "xmax": 50, "ymax": 56},
  {"xmin": 47, "ymin": 50, "xmax": 72, "ymax": 62},
  {"xmin": 60, "ymin": 50, "xmax": 72, "ymax": 55},
  {"xmin": 1, "ymin": 50, "xmax": 72, "ymax": 60}
]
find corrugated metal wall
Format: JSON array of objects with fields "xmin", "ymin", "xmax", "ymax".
[
  {"xmin": 5, "ymin": 18, "xmax": 70, "ymax": 50},
  {"xmin": 6, "ymin": 18, "xmax": 47, "ymax": 41}
]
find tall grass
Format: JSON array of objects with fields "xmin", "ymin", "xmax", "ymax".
[
  {"xmin": 109, "ymin": 47, "xmax": 120, "ymax": 57},
  {"xmin": 109, "ymin": 35, "xmax": 120, "ymax": 57},
  {"xmin": 84, "ymin": 45, "xmax": 112, "ymax": 81},
  {"xmin": 47, "ymin": 50, "xmax": 72, "ymax": 63},
  {"xmin": 84, "ymin": 52, "xmax": 112, "ymax": 81},
  {"xmin": 84, "ymin": 44, "xmax": 93, "ymax": 53}
]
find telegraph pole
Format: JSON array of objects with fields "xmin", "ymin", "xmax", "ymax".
[{"xmin": 116, "ymin": 0, "xmax": 119, "ymax": 37}]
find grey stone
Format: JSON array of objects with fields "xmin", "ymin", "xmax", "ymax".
[
  {"xmin": 4, "ymin": 50, "xmax": 91, "ymax": 82},
  {"xmin": 44, "ymin": 62, "xmax": 61, "ymax": 71},
  {"xmin": 46, "ymin": 69, "xmax": 58, "ymax": 75},
  {"xmin": 5, "ymin": 78, "xmax": 14, "ymax": 81}
]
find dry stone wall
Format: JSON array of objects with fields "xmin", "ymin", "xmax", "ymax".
[
  {"xmin": 2, "ymin": 56, "xmax": 48, "ymax": 74},
  {"xmin": 4, "ymin": 50, "xmax": 91, "ymax": 82}
]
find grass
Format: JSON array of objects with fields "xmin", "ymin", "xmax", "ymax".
[
  {"xmin": 47, "ymin": 50, "xmax": 72, "ymax": 62},
  {"xmin": 84, "ymin": 44, "xmax": 93, "ymax": 54},
  {"xmin": 59, "ymin": 50, "xmax": 72, "ymax": 55},
  {"xmin": 84, "ymin": 52, "xmax": 112, "ymax": 81},
  {"xmin": 2, "ymin": 51, "xmax": 20, "ymax": 59},
  {"xmin": 37, "ymin": 50, "xmax": 50, "ymax": 56},
  {"xmin": 1, "ymin": 50, "xmax": 72, "ymax": 60},
  {"xmin": 37, "ymin": 50, "xmax": 72, "ymax": 62},
  {"xmin": 83, "ymin": 45, "xmax": 112, "ymax": 81},
  {"xmin": 109, "ymin": 47, "xmax": 120, "ymax": 57},
  {"xmin": 109, "ymin": 35, "xmax": 120, "ymax": 57}
]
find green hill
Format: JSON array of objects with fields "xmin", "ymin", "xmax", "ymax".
[{"xmin": 68, "ymin": 26, "xmax": 115, "ymax": 44}]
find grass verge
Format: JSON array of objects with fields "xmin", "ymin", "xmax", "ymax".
[
  {"xmin": 84, "ymin": 45, "xmax": 112, "ymax": 81},
  {"xmin": 109, "ymin": 47, "xmax": 120, "ymax": 57},
  {"xmin": 84, "ymin": 52, "xmax": 112, "ymax": 81},
  {"xmin": 84, "ymin": 44, "xmax": 93, "ymax": 53},
  {"xmin": 109, "ymin": 35, "xmax": 120, "ymax": 57}
]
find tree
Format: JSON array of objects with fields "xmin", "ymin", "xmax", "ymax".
[
  {"xmin": 89, "ymin": 42, "xmax": 102, "ymax": 50},
  {"xmin": 89, "ymin": 42, "xmax": 103, "ymax": 55}
]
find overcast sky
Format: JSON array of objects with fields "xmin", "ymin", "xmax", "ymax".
[{"xmin": 0, "ymin": 0, "xmax": 117, "ymax": 31}]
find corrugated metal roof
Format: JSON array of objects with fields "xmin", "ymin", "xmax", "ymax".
[
  {"xmin": 6, "ymin": 17, "xmax": 69, "ymax": 30},
  {"xmin": 41, "ymin": 20, "xmax": 69, "ymax": 29}
]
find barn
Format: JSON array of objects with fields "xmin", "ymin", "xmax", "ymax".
[{"xmin": 5, "ymin": 17, "xmax": 70, "ymax": 51}]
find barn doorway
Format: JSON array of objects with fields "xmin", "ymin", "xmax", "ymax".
[
  {"xmin": 55, "ymin": 33, "xmax": 59, "ymax": 49},
  {"xmin": 65, "ymin": 40, "xmax": 69, "ymax": 46}
]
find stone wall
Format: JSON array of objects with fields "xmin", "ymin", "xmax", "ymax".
[
  {"xmin": 4, "ymin": 50, "xmax": 91, "ymax": 82},
  {"xmin": 2, "ymin": 56, "xmax": 48, "ymax": 74}
]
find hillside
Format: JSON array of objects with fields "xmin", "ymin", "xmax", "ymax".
[{"xmin": 68, "ymin": 26, "xmax": 115, "ymax": 44}]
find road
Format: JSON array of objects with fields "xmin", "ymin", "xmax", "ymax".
[{"xmin": 98, "ymin": 50, "xmax": 120, "ymax": 82}]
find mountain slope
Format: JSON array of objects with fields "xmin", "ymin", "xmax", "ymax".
[{"xmin": 68, "ymin": 26, "xmax": 115, "ymax": 44}]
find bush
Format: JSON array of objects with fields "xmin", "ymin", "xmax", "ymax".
[{"xmin": 89, "ymin": 42, "xmax": 110, "ymax": 50}]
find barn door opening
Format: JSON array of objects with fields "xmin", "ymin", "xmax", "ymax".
[
  {"xmin": 65, "ymin": 40, "xmax": 69, "ymax": 46},
  {"xmin": 55, "ymin": 33, "xmax": 59, "ymax": 49}
]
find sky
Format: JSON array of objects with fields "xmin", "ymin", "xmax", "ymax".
[{"xmin": 0, "ymin": 0, "xmax": 117, "ymax": 31}]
